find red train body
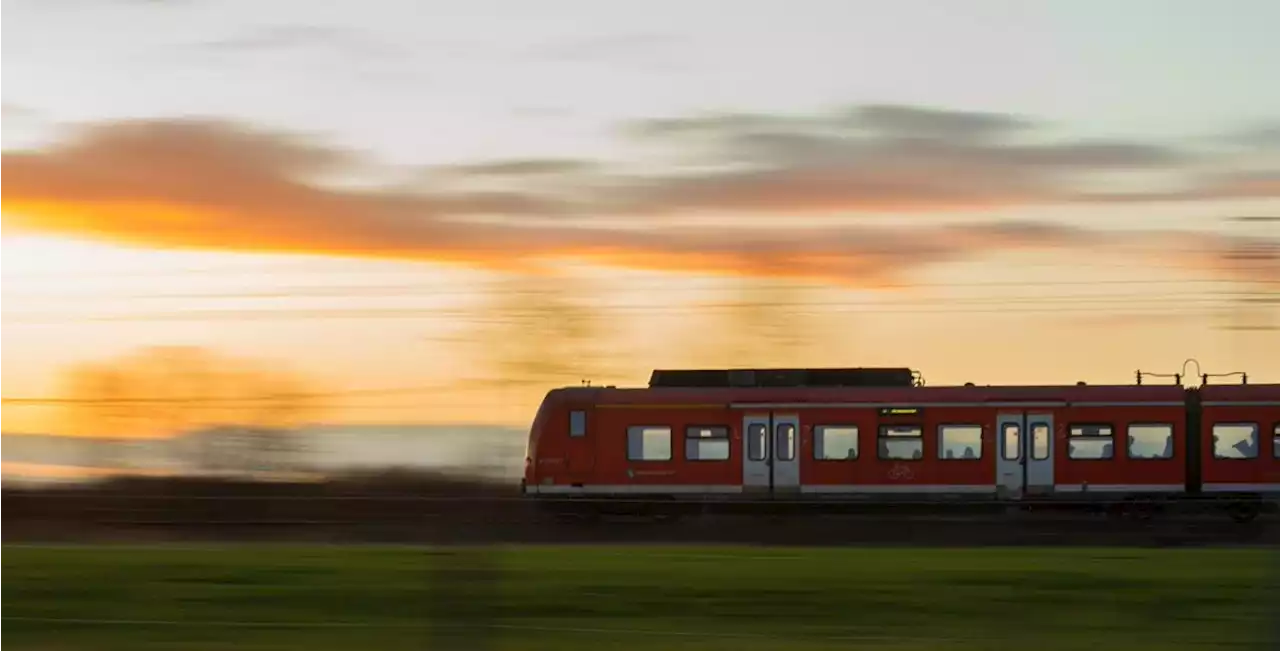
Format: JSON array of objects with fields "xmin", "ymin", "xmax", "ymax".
[{"xmin": 522, "ymin": 368, "xmax": 1280, "ymax": 518}]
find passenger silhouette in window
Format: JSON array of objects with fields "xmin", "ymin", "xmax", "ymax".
[
  {"xmin": 963, "ymin": 447, "xmax": 976, "ymax": 460},
  {"xmin": 1161, "ymin": 438, "xmax": 1173, "ymax": 459},
  {"xmin": 912, "ymin": 449, "xmax": 922, "ymax": 460},
  {"xmin": 1234, "ymin": 437, "xmax": 1256, "ymax": 458},
  {"xmin": 945, "ymin": 449, "xmax": 955, "ymax": 459},
  {"xmin": 1101, "ymin": 442, "xmax": 1113, "ymax": 458}
]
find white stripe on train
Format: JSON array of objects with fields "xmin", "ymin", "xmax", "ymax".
[
  {"xmin": 725, "ymin": 401, "xmax": 1189, "ymax": 409},
  {"xmin": 526, "ymin": 483, "xmax": 1277, "ymax": 495}
]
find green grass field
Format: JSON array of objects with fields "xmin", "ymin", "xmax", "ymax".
[{"xmin": 4, "ymin": 545, "xmax": 1276, "ymax": 650}]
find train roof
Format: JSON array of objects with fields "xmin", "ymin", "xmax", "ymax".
[
  {"xmin": 1199, "ymin": 383, "xmax": 1280, "ymax": 402},
  {"xmin": 548, "ymin": 381, "xmax": 1191, "ymax": 406},
  {"xmin": 548, "ymin": 367, "xmax": 1278, "ymax": 406},
  {"xmin": 648, "ymin": 367, "xmax": 917, "ymax": 389}
]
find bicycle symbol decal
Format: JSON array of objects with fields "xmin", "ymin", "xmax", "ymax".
[{"xmin": 887, "ymin": 463, "xmax": 915, "ymax": 481}]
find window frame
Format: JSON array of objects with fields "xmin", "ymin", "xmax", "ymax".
[
  {"xmin": 877, "ymin": 423, "xmax": 924, "ymax": 461},
  {"xmin": 1000, "ymin": 422, "xmax": 1021, "ymax": 461},
  {"xmin": 1210, "ymin": 422, "xmax": 1260, "ymax": 461},
  {"xmin": 1066, "ymin": 423, "xmax": 1115, "ymax": 461},
  {"xmin": 937, "ymin": 424, "xmax": 982, "ymax": 461},
  {"xmin": 1124, "ymin": 422, "xmax": 1176, "ymax": 461},
  {"xmin": 569, "ymin": 410, "xmax": 587, "ymax": 438},
  {"xmin": 746, "ymin": 422, "xmax": 768, "ymax": 462},
  {"xmin": 775, "ymin": 422, "xmax": 797, "ymax": 462},
  {"xmin": 683, "ymin": 425, "xmax": 731, "ymax": 462},
  {"xmin": 813, "ymin": 425, "xmax": 860, "ymax": 461},
  {"xmin": 1029, "ymin": 421, "xmax": 1051, "ymax": 461},
  {"xmin": 626, "ymin": 425, "xmax": 673, "ymax": 462},
  {"xmin": 1273, "ymin": 423, "xmax": 1280, "ymax": 460}
]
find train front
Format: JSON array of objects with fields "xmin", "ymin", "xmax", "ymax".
[{"xmin": 520, "ymin": 388, "xmax": 558, "ymax": 496}]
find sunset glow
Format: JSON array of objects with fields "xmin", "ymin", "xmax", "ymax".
[{"xmin": 3, "ymin": 0, "xmax": 1278, "ymax": 445}]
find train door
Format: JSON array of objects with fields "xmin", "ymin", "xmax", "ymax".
[
  {"xmin": 743, "ymin": 414, "xmax": 771, "ymax": 492},
  {"xmin": 741, "ymin": 413, "xmax": 801, "ymax": 493},
  {"xmin": 1025, "ymin": 414, "xmax": 1055, "ymax": 494},
  {"xmin": 995, "ymin": 412, "xmax": 1056, "ymax": 498},
  {"xmin": 772, "ymin": 414, "xmax": 801, "ymax": 493},
  {"xmin": 564, "ymin": 407, "xmax": 595, "ymax": 478}
]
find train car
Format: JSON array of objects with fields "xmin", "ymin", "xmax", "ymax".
[
  {"xmin": 1198, "ymin": 382, "xmax": 1280, "ymax": 517},
  {"xmin": 520, "ymin": 367, "xmax": 1239, "ymax": 515}
]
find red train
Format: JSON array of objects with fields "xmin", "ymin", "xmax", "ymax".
[{"xmin": 521, "ymin": 368, "xmax": 1280, "ymax": 521}]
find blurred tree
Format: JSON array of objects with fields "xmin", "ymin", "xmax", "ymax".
[
  {"xmin": 678, "ymin": 279, "xmax": 846, "ymax": 369},
  {"xmin": 57, "ymin": 346, "xmax": 317, "ymax": 475},
  {"xmin": 454, "ymin": 270, "xmax": 626, "ymax": 417},
  {"xmin": 61, "ymin": 365, "xmax": 133, "ymax": 469}
]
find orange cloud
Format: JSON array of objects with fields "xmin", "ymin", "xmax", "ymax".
[{"xmin": 3, "ymin": 116, "xmax": 1276, "ymax": 286}]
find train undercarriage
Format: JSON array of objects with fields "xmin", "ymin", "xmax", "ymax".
[{"xmin": 529, "ymin": 491, "xmax": 1277, "ymax": 525}]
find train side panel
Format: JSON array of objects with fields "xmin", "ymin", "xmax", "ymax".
[
  {"xmin": 524, "ymin": 389, "xmax": 745, "ymax": 495},
  {"xmin": 1200, "ymin": 384, "xmax": 1280, "ymax": 495},
  {"xmin": 798, "ymin": 405, "xmax": 996, "ymax": 494},
  {"xmin": 1052, "ymin": 403, "xmax": 1188, "ymax": 493},
  {"xmin": 588, "ymin": 404, "xmax": 741, "ymax": 493}
]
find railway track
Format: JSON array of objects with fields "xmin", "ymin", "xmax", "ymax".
[{"xmin": 5, "ymin": 490, "xmax": 1276, "ymax": 546}]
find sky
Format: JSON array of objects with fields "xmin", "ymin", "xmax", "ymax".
[{"xmin": 2, "ymin": 0, "xmax": 1279, "ymax": 436}]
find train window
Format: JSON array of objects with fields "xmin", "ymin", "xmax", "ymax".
[
  {"xmin": 569, "ymin": 411, "xmax": 587, "ymax": 438},
  {"xmin": 1212, "ymin": 423, "xmax": 1258, "ymax": 460},
  {"xmin": 626, "ymin": 426, "xmax": 672, "ymax": 461},
  {"xmin": 747, "ymin": 423, "xmax": 768, "ymax": 461},
  {"xmin": 685, "ymin": 426, "xmax": 730, "ymax": 461},
  {"xmin": 1274, "ymin": 425, "xmax": 1280, "ymax": 459},
  {"xmin": 938, "ymin": 425, "xmax": 981, "ymax": 460},
  {"xmin": 815, "ymin": 426, "xmax": 859, "ymax": 460},
  {"xmin": 1030, "ymin": 423, "xmax": 1050, "ymax": 461},
  {"xmin": 1067, "ymin": 424, "xmax": 1114, "ymax": 460},
  {"xmin": 1001, "ymin": 424, "xmax": 1021, "ymax": 461},
  {"xmin": 775, "ymin": 423, "xmax": 797, "ymax": 461},
  {"xmin": 878, "ymin": 425, "xmax": 923, "ymax": 460},
  {"xmin": 1126, "ymin": 424, "xmax": 1174, "ymax": 460}
]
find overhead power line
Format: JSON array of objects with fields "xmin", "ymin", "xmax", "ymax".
[
  {"xmin": 0, "ymin": 291, "xmax": 1253, "ymax": 324},
  {"xmin": 0, "ymin": 307, "xmax": 1223, "ymax": 324},
  {"xmin": 1223, "ymin": 216, "xmax": 1279, "ymax": 334},
  {"xmin": 0, "ymin": 276, "xmax": 1255, "ymax": 301}
]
